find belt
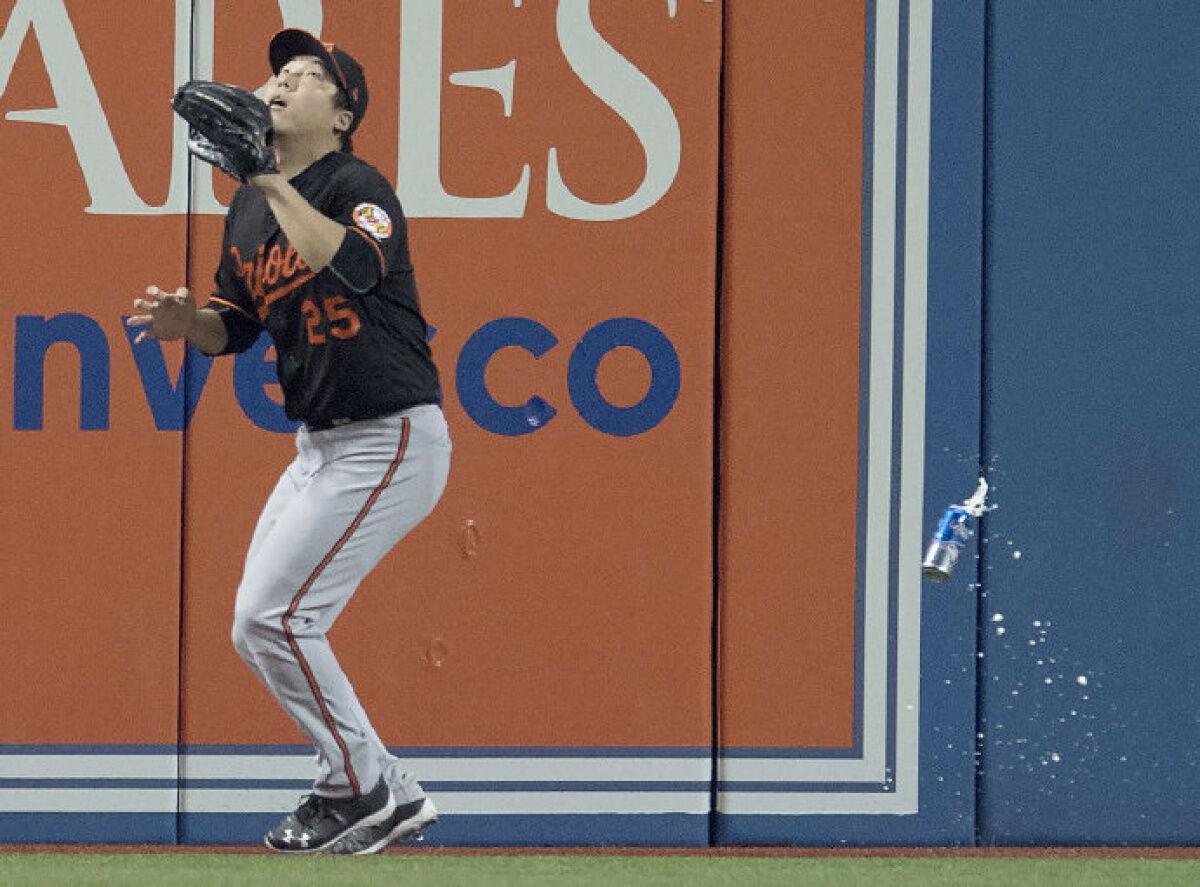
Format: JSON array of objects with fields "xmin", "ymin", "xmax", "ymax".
[{"xmin": 303, "ymin": 400, "xmax": 438, "ymax": 433}]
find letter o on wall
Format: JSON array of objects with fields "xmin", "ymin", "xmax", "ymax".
[{"xmin": 568, "ymin": 318, "xmax": 680, "ymax": 437}]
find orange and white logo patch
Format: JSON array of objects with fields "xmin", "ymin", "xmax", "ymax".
[{"xmin": 352, "ymin": 203, "xmax": 393, "ymax": 240}]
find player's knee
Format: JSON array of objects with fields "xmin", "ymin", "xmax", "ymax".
[
  {"xmin": 230, "ymin": 613, "xmax": 255, "ymax": 661},
  {"xmin": 231, "ymin": 608, "xmax": 280, "ymax": 659}
]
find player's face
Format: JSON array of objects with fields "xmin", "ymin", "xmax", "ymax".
[{"xmin": 265, "ymin": 55, "xmax": 349, "ymax": 142}]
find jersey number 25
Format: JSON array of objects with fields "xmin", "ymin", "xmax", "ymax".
[{"xmin": 301, "ymin": 296, "xmax": 362, "ymax": 345}]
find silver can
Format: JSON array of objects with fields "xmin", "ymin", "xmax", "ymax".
[{"xmin": 922, "ymin": 505, "xmax": 973, "ymax": 581}]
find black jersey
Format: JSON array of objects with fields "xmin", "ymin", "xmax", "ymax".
[{"xmin": 209, "ymin": 150, "xmax": 439, "ymax": 429}]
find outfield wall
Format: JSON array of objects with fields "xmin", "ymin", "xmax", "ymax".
[{"xmin": 0, "ymin": 0, "xmax": 1195, "ymax": 846}]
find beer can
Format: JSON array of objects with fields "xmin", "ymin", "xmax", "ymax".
[{"xmin": 922, "ymin": 505, "xmax": 974, "ymax": 581}]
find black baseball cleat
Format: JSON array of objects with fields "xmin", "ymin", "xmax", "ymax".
[
  {"xmin": 264, "ymin": 777, "xmax": 395, "ymax": 853},
  {"xmin": 326, "ymin": 795, "xmax": 439, "ymax": 855}
]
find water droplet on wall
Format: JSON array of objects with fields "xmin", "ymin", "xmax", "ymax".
[
  {"xmin": 423, "ymin": 637, "xmax": 449, "ymax": 668},
  {"xmin": 459, "ymin": 519, "xmax": 481, "ymax": 559}
]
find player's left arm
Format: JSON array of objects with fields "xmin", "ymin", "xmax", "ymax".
[
  {"xmin": 251, "ymin": 174, "xmax": 347, "ymax": 273},
  {"xmin": 251, "ymin": 169, "xmax": 403, "ymax": 295}
]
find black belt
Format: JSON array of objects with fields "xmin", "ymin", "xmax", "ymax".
[{"xmin": 303, "ymin": 401, "xmax": 437, "ymax": 433}]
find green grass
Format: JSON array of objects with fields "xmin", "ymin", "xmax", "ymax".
[{"xmin": 0, "ymin": 855, "xmax": 1196, "ymax": 887}]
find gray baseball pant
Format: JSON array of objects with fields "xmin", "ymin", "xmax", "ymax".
[{"xmin": 230, "ymin": 404, "xmax": 451, "ymax": 801}]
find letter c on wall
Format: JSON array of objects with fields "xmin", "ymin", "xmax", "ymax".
[{"xmin": 456, "ymin": 317, "xmax": 559, "ymax": 436}]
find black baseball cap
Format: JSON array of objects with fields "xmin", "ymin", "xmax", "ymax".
[{"xmin": 268, "ymin": 28, "xmax": 368, "ymax": 135}]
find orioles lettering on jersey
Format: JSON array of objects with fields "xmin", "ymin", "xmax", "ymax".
[{"xmin": 230, "ymin": 243, "xmax": 314, "ymax": 320}]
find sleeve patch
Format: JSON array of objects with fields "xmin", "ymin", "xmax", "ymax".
[{"xmin": 352, "ymin": 203, "xmax": 393, "ymax": 240}]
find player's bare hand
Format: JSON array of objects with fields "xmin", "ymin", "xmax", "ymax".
[{"xmin": 127, "ymin": 285, "xmax": 197, "ymax": 344}]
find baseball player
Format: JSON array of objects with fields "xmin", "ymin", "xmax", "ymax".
[{"xmin": 127, "ymin": 30, "xmax": 448, "ymax": 855}]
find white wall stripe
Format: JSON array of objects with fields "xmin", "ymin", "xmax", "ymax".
[
  {"xmin": 182, "ymin": 755, "xmax": 710, "ymax": 782},
  {"xmin": 719, "ymin": 758, "xmax": 887, "ymax": 783},
  {"xmin": 0, "ymin": 790, "xmax": 177, "ymax": 814},
  {"xmin": 718, "ymin": 790, "xmax": 916, "ymax": 815},
  {"xmin": 182, "ymin": 789, "xmax": 708, "ymax": 816},
  {"xmin": 0, "ymin": 787, "xmax": 706, "ymax": 815},
  {"xmin": 0, "ymin": 753, "xmax": 908, "ymax": 787},
  {"xmin": 0, "ymin": 756, "xmax": 178, "ymax": 779},
  {"xmin": 431, "ymin": 792, "xmax": 709, "ymax": 816},
  {"xmin": 894, "ymin": 0, "xmax": 933, "ymax": 818},
  {"xmin": 0, "ymin": 754, "xmax": 709, "ymax": 783},
  {"xmin": 858, "ymin": 0, "xmax": 901, "ymax": 788}
]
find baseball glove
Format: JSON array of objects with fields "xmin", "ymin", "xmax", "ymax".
[{"xmin": 171, "ymin": 80, "xmax": 277, "ymax": 182}]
